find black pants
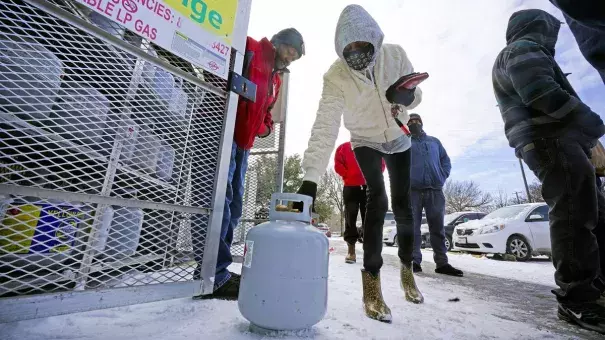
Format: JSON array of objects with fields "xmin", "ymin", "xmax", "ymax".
[
  {"xmin": 549, "ymin": 0, "xmax": 605, "ymax": 84},
  {"xmin": 520, "ymin": 138, "xmax": 605, "ymax": 302},
  {"xmin": 354, "ymin": 147, "xmax": 413, "ymax": 274},
  {"xmin": 343, "ymin": 185, "xmax": 367, "ymax": 245}
]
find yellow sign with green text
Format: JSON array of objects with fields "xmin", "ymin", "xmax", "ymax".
[{"xmin": 164, "ymin": 0, "xmax": 238, "ymax": 44}]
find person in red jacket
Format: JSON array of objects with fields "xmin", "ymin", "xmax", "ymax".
[
  {"xmin": 335, "ymin": 142, "xmax": 385, "ymax": 264},
  {"xmin": 197, "ymin": 28, "xmax": 305, "ymax": 301}
]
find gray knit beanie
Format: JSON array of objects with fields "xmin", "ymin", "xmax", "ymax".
[{"xmin": 271, "ymin": 28, "xmax": 305, "ymax": 56}]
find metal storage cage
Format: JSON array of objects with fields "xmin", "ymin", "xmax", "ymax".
[{"xmin": 0, "ymin": 0, "xmax": 253, "ymax": 321}]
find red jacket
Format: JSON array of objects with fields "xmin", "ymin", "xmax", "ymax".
[
  {"xmin": 234, "ymin": 37, "xmax": 282, "ymax": 150},
  {"xmin": 334, "ymin": 142, "xmax": 386, "ymax": 186}
]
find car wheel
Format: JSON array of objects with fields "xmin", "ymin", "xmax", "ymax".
[
  {"xmin": 506, "ymin": 235, "xmax": 532, "ymax": 262},
  {"xmin": 445, "ymin": 236, "xmax": 452, "ymax": 252}
]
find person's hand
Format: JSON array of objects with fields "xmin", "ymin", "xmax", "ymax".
[
  {"xmin": 386, "ymin": 72, "xmax": 429, "ymax": 106},
  {"xmin": 292, "ymin": 181, "xmax": 317, "ymax": 213},
  {"xmin": 257, "ymin": 124, "xmax": 271, "ymax": 138}
]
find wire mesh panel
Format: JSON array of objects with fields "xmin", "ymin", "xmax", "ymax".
[{"xmin": 0, "ymin": 0, "xmax": 232, "ymax": 298}]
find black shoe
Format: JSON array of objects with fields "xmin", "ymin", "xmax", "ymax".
[
  {"xmin": 413, "ymin": 263, "xmax": 422, "ymax": 273},
  {"xmin": 435, "ymin": 264, "xmax": 464, "ymax": 277},
  {"xmin": 558, "ymin": 302, "xmax": 605, "ymax": 334},
  {"xmin": 193, "ymin": 272, "xmax": 240, "ymax": 301}
]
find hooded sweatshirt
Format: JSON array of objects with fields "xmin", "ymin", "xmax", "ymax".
[
  {"xmin": 492, "ymin": 9, "xmax": 604, "ymax": 153},
  {"xmin": 301, "ymin": 5, "xmax": 422, "ymax": 183}
]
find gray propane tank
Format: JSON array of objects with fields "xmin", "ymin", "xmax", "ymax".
[{"xmin": 238, "ymin": 193, "xmax": 329, "ymax": 331}]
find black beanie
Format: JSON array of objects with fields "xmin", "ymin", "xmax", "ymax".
[
  {"xmin": 271, "ymin": 28, "xmax": 305, "ymax": 57},
  {"xmin": 409, "ymin": 113, "xmax": 422, "ymax": 124}
]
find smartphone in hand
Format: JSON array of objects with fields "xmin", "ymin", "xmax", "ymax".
[
  {"xmin": 386, "ymin": 72, "xmax": 429, "ymax": 105},
  {"xmin": 396, "ymin": 72, "xmax": 429, "ymax": 90}
]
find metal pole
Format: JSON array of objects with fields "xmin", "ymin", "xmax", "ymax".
[
  {"xmin": 519, "ymin": 158, "xmax": 532, "ymax": 203},
  {"xmin": 514, "ymin": 191, "xmax": 522, "ymax": 205},
  {"xmin": 274, "ymin": 73, "xmax": 290, "ymax": 193}
]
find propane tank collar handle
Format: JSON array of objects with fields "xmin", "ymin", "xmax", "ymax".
[{"xmin": 268, "ymin": 193, "xmax": 312, "ymax": 223}]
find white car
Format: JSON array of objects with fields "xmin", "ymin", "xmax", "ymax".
[
  {"xmin": 452, "ymin": 203, "xmax": 550, "ymax": 261},
  {"xmin": 384, "ymin": 211, "xmax": 426, "ymax": 246},
  {"xmin": 421, "ymin": 211, "xmax": 487, "ymax": 251}
]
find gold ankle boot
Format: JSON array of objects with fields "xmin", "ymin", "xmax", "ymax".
[
  {"xmin": 345, "ymin": 243, "xmax": 356, "ymax": 264},
  {"xmin": 361, "ymin": 270, "xmax": 392, "ymax": 323},
  {"xmin": 401, "ymin": 262, "xmax": 424, "ymax": 304}
]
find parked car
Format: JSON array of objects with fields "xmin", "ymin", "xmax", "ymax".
[
  {"xmin": 383, "ymin": 212, "xmax": 426, "ymax": 246},
  {"xmin": 355, "ymin": 220, "xmax": 364, "ymax": 243},
  {"xmin": 452, "ymin": 203, "xmax": 549, "ymax": 261},
  {"xmin": 316, "ymin": 223, "xmax": 332, "ymax": 238},
  {"xmin": 421, "ymin": 211, "xmax": 486, "ymax": 251}
]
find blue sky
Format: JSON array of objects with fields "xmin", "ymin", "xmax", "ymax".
[
  {"xmin": 246, "ymin": 0, "xmax": 605, "ymax": 198},
  {"xmin": 451, "ymin": 0, "xmax": 605, "ymax": 196}
]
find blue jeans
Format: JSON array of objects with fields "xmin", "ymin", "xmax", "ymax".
[
  {"xmin": 411, "ymin": 189, "xmax": 448, "ymax": 267},
  {"xmin": 215, "ymin": 143, "xmax": 249, "ymax": 289},
  {"xmin": 549, "ymin": 0, "xmax": 605, "ymax": 84}
]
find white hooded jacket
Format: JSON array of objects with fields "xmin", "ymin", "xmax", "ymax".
[{"xmin": 302, "ymin": 5, "xmax": 422, "ymax": 183}]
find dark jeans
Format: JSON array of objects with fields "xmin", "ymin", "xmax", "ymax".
[
  {"xmin": 411, "ymin": 189, "xmax": 449, "ymax": 267},
  {"xmin": 215, "ymin": 143, "xmax": 249, "ymax": 288},
  {"xmin": 354, "ymin": 147, "xmax": 414, "ymax": 274},
  {"xmin": 520, "ymin": 138, "xmax": 605, "ymax": 302},
  {"xmin": 343, "ymin": 185, "xmax": 367, "ymax": 245},
  {"xmin": 549, "ymin": 0, "xmax": 605, "ymax": 84},
  {"xmin": 596, "ymin": 176, "xmax": 605, "ymax": 281}
]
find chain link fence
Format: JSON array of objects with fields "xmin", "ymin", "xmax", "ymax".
[{"xmin": 0, "ymin": 0, "xmax": 250, "ymax": 319}]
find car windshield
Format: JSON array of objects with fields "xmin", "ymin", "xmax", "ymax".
[
  {"xmin": 484, "ymin": 205, "xmax": 528, "ymax": 220},
  {"xmin": 385, "ymin": 212, "xmax": 394, "ymax": 220},
  {"xmin": 421, "ymin": 217, "xmax": 427, "ymax": 224},
  {"xmin": 444, "ymin": 212, "xmax": 465, "ymax": 225}
]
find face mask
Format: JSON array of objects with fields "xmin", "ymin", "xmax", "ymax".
[
  {"xmin": 409, "ymin": 123, "xmax": 423, "ymax": 136},
  {"xmin": 343, "ymin": 44, "xmax": 374, "ymax": 71}
]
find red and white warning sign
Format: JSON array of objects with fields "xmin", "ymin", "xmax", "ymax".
[
  {"xmin": 243, "ymin": 240, "xmax": 254, "ymax": 268},
  {"xmin": 76, "ymin": 0, "xmax": 234, "ymax": 79}
]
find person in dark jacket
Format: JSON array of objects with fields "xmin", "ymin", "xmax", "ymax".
[
  {"xmin": 407, "ymin": 114, "xmax": 462, "ymax": 277},
  {"xmin": 493, "ymin": 9, "xmax": 605, "ymax": 333},
  {"xmin": 195, "ymin": 28, "xmax": 305, "ymax": 300},
  {"xmin": 549, "ymin": 0, "xmax": 605, "ymax": 84},
  {"xmin": 334, "ymin": 142, "xmax": 385, "ymax": 264}
]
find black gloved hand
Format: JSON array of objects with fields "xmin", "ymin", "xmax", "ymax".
[
  {"xmin": 292, "ymin": 180, "xmax": 317, "ymax": 213},
  {"xmin": 386, "ymin": 72, "xmax": 429, "ymax": 106}
]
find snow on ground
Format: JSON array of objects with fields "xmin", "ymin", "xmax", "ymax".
[
  {"xmin": 379, "ymin": 240, "xmax": 556, "ymax": 287},
  {"xmin": 1, "ymin": 239, "xmax": 563, "ymax": 340}
]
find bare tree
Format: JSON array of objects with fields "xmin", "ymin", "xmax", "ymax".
[
  {"xmin": 492, "ymin": 188, "xmax": 511, "ymax": 209},
  {"xmin": 318, "ymin": 170, "xmax": 345, "ymax": 231},
  {"xmin": 528, "ymin": 181, "xmax": 544, "ymax": 202},
  {"xmin": 443, "ymin": 180, "xmax": 492, "ymax": 213}
]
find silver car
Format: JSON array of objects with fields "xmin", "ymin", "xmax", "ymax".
[{"xmin": 383, "ymin": 211, "xmax": 426, "ymax": 246}]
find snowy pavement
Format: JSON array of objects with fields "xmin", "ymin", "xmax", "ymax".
[
  {"xmin": 1, "ymin": 239, "xmax": 600, "ymax": 340},
  {"xmin": 383, "ymin": 243, "xmax": 556, "ymax": 287}
]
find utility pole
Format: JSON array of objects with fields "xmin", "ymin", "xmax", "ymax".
[
  {"xmin": 519, "ymin": 158, "xmax": 532, "ymax": 203},
  {"xmin": 513, "ymin": 191, "xmax": 522, "ymax": 204}
]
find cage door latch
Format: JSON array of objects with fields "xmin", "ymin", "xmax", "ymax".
[{"xmin": 228, "ymin": 72, "xmax": 257, "ymax": 102}]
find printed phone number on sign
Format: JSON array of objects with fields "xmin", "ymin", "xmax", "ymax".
[
  {"xmin": 211, "ymin": 41, "xmax": 229, "ymax": 57},
  {"xmin": 81, "ymin": 0, "xmax": 184, "ymax": 41}
]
